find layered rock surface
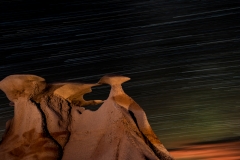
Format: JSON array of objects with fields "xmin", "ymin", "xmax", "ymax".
[{"xmin": 0, "ymin": 74, "xmax": 174, "ymax": 160}]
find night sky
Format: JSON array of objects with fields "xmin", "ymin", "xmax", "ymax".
[{"xmin": 1, "ymin": 1, "xmax": 240, "ymax": 159}]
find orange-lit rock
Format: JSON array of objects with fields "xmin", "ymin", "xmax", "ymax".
[{"xmin": 0, "ymin": 74, "xmax": 174, "ymax": 160}]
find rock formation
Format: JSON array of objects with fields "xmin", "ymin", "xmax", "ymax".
[{"xmin": 0, "ymin": 74, "xmax": 174, "ymax": 160}]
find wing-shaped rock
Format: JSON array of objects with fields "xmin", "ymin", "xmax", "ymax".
[
  {"xmin": 0, "ymin": 74, "xmax": 174, "ymax": 160},
  {"xmin": 62, "ymin": 75, "xmax": 174, "ymax": 160},
  {"xmin": 53, "ymin": 83, "xmax": 103, "ymax": 107}
]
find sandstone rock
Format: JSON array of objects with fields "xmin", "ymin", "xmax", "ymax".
[{"xmin": 0, "ymin": 74, "xmax": 174, "ymax": 160}]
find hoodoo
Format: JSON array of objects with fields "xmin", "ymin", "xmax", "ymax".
[{"xmin": 0, "ymin": 74, "xmax": 174, "ymax": 160}]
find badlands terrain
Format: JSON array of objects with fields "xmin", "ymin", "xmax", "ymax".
[{"xmin": 0, "ymin": 74, "xmax": 174, "ymax": 160}]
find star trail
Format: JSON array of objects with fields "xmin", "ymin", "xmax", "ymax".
[{"xmin": 0, "ymin": 0, "xmax": 240, "ymax": 159}]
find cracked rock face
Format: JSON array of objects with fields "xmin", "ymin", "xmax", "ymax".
[{"xmin": 0, "ymin": 74, "xmax": 174, "ymax": 160}]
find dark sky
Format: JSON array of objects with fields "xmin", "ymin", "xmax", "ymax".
[{"xmin": 0, "ymin": 0, "xmax": 240, "ymax": 156}]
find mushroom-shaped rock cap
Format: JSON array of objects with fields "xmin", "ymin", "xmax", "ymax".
[
  {"xmin": 98, "ymin": 75, "xmax": 131, "ymax": 86},
  {"xmin": 0, "ymin": 74, "xmax": 46, "ymax": 102}
]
